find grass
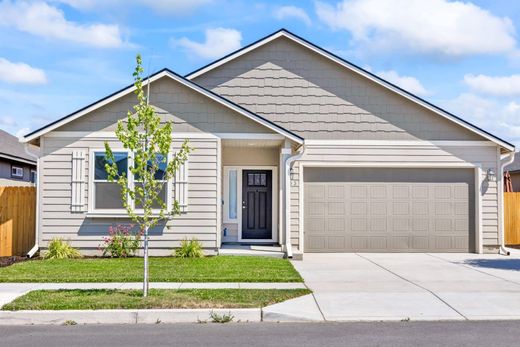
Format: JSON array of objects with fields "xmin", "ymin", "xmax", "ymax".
[
  {"xmin": 0, "ymin": 256, "xmax": 303, "ymax": 283},
  {"xmin": 1, "ymin": 289, "xmax": 311, "ymax": 310}
]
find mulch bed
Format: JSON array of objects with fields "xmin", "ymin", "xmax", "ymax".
[{"xmin": 0, "ymin": 256, "xmax": 29, "ymax": 267}]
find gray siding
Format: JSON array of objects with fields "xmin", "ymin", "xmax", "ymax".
[
  {"xmin": 0, "ymin": 159, "xmax": 35, "ymax": 186},
  {"xmin": 60, "ymin": 77, "xmax": 273, "ymax": 134},
  {"xmin": 193, "ymin": 37, "xmax": 482, "ymax": 141},
  {"xmin": 40, "ymin": 136, "xmax": 219, "ymax": 255},
  {"xmin": 289, "ymin": 144, "xmax": 500, "ymax": 251}
]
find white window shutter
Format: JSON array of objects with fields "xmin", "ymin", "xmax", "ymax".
[
  {"xmin": 174, "ymin": 158, "xmax": 189, "ymax": 213},
  {"xmin": 71, "ymin": 150, "xmax": 86, "ymax": 213}
]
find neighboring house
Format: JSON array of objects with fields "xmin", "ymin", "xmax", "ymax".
[
  {"xmin": 505, "ymin": 152, "xmax": 520, "ymax": 192},
  {"xmin": 22, "ymin": 29, "xmax": 515, "ymax": 257},
  {"xmin": 0, "ymin": 129, "xmax": 37, "ymax": 186}
]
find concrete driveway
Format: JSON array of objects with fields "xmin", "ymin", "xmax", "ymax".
[{"xmin": 291, "ymin": 253, "xmax": 520, "ymax": 321}]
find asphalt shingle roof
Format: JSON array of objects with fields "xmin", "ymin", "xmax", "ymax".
[{"xmin": 0, "ymin": 129, "xmax": 37, "ymax": 163}]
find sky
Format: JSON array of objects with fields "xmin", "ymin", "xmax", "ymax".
[{"xmin": 0, "ymin": 0, "xmax": 519, "ymax": 147}]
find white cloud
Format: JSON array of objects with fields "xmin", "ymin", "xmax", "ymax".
[
  {"xmin": 0, "ymin": 116, "xmax": 17, "ymax": 126},
  {"xmin": 55, "ymin": 0, "xmax": 212, "ymax": 13},
  {"xmin": 0, "ymin": 57, "xmax": 47, "ymax": 84},
  {"xmin": 442, "ymin": 93, "xmax": 520, "ymax": 146},
  {"xmin": 15, "ymin": 127, "xmax": 30, "ymax": 139},
  {"xmin": 315, "ymin": 0, "xmax": 517, "ymax": 57},
  {"xmin": 173, "ymin": 28, "xmax": 242, "ymax": 59},
  {"xmin": 376, "ymin": 70, "xmax": 429, "ymax": 96},
  {"xmin": 274, "ymin": 6, "xmax": 312, "ymax": 26},
  {"xmin": 464, "ymin": 74, "xmax": 520, "ymax": 97},
  {"xmin": 0, "ymin": 1, "xmax": 124, "ymax": 48}
]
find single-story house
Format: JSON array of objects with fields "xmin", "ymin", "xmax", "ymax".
[
  {"xmin": 22, "ymin": 29, "xmax": 515, "ymax": 257},
  {"xmin": 505, "ymin": 153, "xmax": 520, "ymax": 192},
  {"xmin": 0, "ymin": 129, "xmax": 38, "ymax": 186}
]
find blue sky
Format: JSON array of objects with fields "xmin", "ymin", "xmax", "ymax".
[{"xmin": 1, "ymin": 0, "xmax": 519, "ymax": 146}]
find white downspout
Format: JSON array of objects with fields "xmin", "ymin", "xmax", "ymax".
[
  {"xmin": 499, "ymin": 151, "xmax": 515, "ymax": 256},
  {"xmin": 284, "ymin": 145, "xmax": 305, "ymax": 258},
  {"xmin": 23, "ymin": 142, "xmax": 40, "ymax": 258}
]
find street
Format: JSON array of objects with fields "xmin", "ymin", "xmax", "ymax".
[{"xmin": 2, "ymin": 321, "xmax": 520, "ymax": 347}]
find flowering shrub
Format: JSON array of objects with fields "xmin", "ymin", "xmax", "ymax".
[{"xmin": 101, "ymin": 224, "xmax": 141, "ymax": 258}]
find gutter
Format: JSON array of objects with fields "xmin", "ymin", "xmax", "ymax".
[
  {"xmin": 23, "ymin": 143, "xmax": 40, "ymax": 258},
  {"xmin": 284, "ymin": 145, "xmax": 305, "ymax": 258},
  {"xmin": 499, "ymin": 151, "xmax": 516, "ymax": 256}
]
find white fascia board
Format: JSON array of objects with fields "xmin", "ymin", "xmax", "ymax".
[
  {"xmin": 22, "ymin": 70, "xmax": 303, "ymax": 145},
  {"xmin": 304, "ymin": 140, "xmax": 497, "ymax": 147},
  {"xmin": 0, "ymin": 153, "xmax": 36, "ymax": 165},
  {"xmin": 186, "ymin": 30, "xmax": 514, "ymax": 152}
]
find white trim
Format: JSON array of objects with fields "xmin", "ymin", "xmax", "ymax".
[
  {"xmin": 216, "ymin": 138, "xmax": 222, "ymax": 248},
  {"xmin": 45, "ymin": 131, "xmax": 219, "ymax": 139},
  {"xmin": 223, "ymin": 167, "xmax": 239, "ymax": 224},
  {"xmin": 186, "ymin": 30, "xmax": 514, "ymax": 152},
  {"xmin": 23, "ymin": 70, "xmax": 303, "ymax": 145},
  {"xmin": 44, "ymin": 131, "xmax": 286, "ymax": 141},
  {"xmin": 304, "ymin": 140, "xmax": 497, "ymax": 147},
  {"xmin": 0, "ymin": 153, "xmax": 35, "ymax": 165},
  {"xmin": 281, "ymin": 148, "xmax": 292, "ymax": 154},
  {"xmin": 299, "ymin": 161, "xmax": 482, "ymax": 253},
  {"xmin": 299, "ymin": 161, "xmax": 478, "ymax": 168},
  {"xmin": 475, "ymin": 165, "xmax": 483, "ymax": 254},
  {"xmin": 216, "ymin": 133, "xmax": 284, "ymax": 140},
  {"xmin": 298, "ymin": 161, "xmax": 304, "ymax": 253},
  {"xmin": 223, "ymin": 165, "xmax": 278, "ymax": 243}
]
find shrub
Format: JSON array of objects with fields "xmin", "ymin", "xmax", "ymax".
[
  {"xmin": 174, "ymin": 238, "xmax": 204, "ymax": 258},
  {"xmin": 44, "ymin": 238, "xmax": 82, "ymax": 260},
  {"xmin": 101, "ymin": 225, "xmax": 141, "ymax": 258}
]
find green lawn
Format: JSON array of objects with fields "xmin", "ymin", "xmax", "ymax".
[
  {"xmin": 0, "ymin": 256, "xmax": 302, "ymax": 283},
  {"xmin": 1, "ymin": 289, "xmax": 311, "ymax": 310}
]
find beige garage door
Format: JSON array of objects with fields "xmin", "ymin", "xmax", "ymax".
[{"xmin": 304, "ymin": 168, "xmax": 475, "ymax": 253}]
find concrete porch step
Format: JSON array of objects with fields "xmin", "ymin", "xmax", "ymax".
[{"xmin": 218, "ymin": 244, "xmax": 285, "ymax": 258}]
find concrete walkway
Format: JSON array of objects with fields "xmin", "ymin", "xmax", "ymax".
[
  {"xmin": 0, "ymin": 282, "xmax": 306, "ymax": 308},
  {"xmin": 290, "ymin": 253, "xmax": 520, "ymax": 322}
]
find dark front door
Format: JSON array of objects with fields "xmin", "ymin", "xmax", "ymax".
[{"xmin": 242, "ymin": 170, "xmax": 272, "ymax": 239}]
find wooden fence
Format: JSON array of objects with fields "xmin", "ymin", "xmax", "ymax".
[
  {"xmin": 0, "ymin": 187, "xmax": 36, "ymax": 257},
  {"xmin": 505, "ymin": 192, "xmax": 520, "ymax": 245}
]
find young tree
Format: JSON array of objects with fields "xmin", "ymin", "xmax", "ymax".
[{"xmin": 105, "ymin": 54, "xmax": 191, "ymax": 297}]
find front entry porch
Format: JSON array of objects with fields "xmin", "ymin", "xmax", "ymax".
[{"xmin": 221, "ymin": 138, "xmax": 287, "ymax": 247}]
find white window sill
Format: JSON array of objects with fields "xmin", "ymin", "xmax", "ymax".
[{"xmin": 86, "ymin": 212, "xmax": 171, "ymax": 219}]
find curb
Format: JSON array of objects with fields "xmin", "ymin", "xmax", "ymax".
[{"xmin": 0, "ymin": 308, "xmax": 261, "ymax": 325}]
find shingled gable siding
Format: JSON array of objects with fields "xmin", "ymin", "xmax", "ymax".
[
  {"xmin": 38, "ymin": 76, "xmax": 275, "ymax": 255},
  {"xmin": 192, "ymin": 37, "xmax": 482, "ymax": 142},
  {"xmin": 192, "ymin": 37, "xmax": 501, "ymax": 252}
]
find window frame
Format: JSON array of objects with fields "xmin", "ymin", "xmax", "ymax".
[
  {"xmin": 88, "ymin": 149, "xmax": 172, "ymax": 216},
  {"xmin": 223, "ymin": 167, "xmax": 239, "ymax": 223},
  {"xmin": 11, "ymin": 165, "xmax": 24, "ymax": 179}
]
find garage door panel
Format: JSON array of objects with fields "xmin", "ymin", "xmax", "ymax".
[{"xmin": 304, "ymin": 168, "xmax": 474, "ymax": 253}]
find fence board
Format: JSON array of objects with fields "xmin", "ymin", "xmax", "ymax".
[
  {"xmin": 0, "ymin": 187, "xmax": 36, "ymax": 257},
  {"xmin": 505, "ymin": 192, "xmax": 520, "ymax": 245}
]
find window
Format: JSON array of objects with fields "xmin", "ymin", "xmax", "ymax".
[
  {"xmin": 90, "ymin": 150, "xmax": 172, "ymax": 213},
  {"xmin": 228, "ymin": 170, "xmax": 237, "ymax": 220},
  {"xmin": 247, "ymin": 173, "xmax": 266, "ymax": 186},
  {"xmin": 30, "ymin": 170, "xmax": 37, "ymax": 184},
  {"xmin": 134, "ymin": 154, "xmax": 168, "ymax": 210},
  {"xmin": 93, "ymin": 151, "xmax": 127, "ymax": 210},
  {"xmin": 11, "ymin": 166, "xmax": 23, "ymax": 178}
]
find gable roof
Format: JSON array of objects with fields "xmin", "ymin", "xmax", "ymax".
[
  {"xmin": 186, "ymin": 29, "xmax": 515, "ymax": 152},
  {"xmin": 23, "ymin": 69, "xmax": 303, "ymax": 144},
  {"xmin": 0, "ymin": 129, "xmax": 37, "ymax": 165},
  {"xmin": 506, "ymin": 152, "xmax": 520, "ymax": 172}
]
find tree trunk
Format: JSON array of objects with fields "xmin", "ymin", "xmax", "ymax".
[{"xmin": 143, "ymin": 225, "xmax": 149, "ymax": 297}]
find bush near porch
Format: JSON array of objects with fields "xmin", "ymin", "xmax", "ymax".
[{"xmin": 0, "ymin": 256, "xmax": 303, "ymax": 283}]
